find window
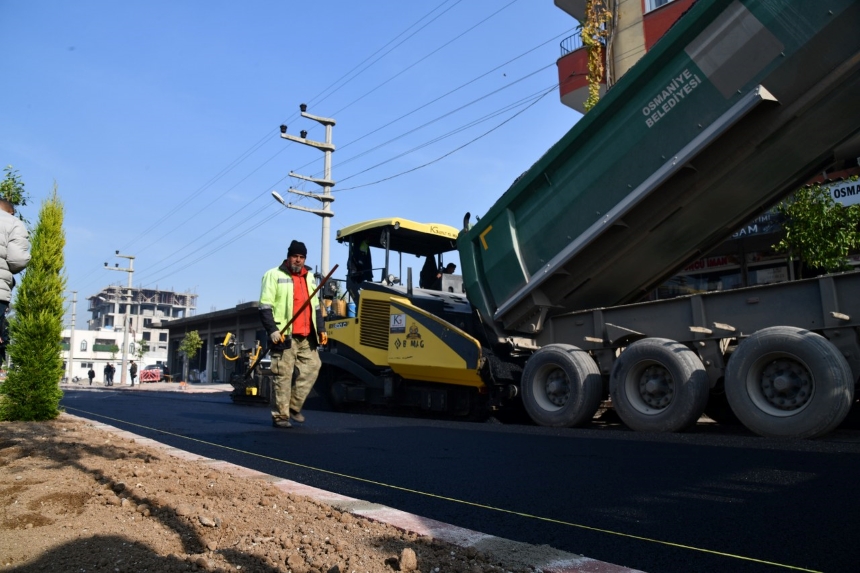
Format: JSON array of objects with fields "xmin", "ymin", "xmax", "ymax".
[
  {"xmin": 80, "ymin": 340, "xmax": 87, "ymax": 351},
  {"xmin": 142, "ymin": 332, "xmax": 151, "ymax": 341},
  {"xmin": 129, "ymin": 343, "xmax": 135, "ymax": 354},
  {"xmin": 646, "ymin": 0, "xmax": 674, "ymax": 12},
  {"xmin": 159, "ymin": 333, "xmax": 168, "ymax": 342}
]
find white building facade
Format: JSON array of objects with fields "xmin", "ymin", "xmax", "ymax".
[{"xmin": 62, "ymin": 285, "xmax": 197, "ymax": 383}]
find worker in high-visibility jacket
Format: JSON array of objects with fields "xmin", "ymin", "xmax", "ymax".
[{"xmin": 259, "ymin": 240, "xmax": 328, "ymax": 429}]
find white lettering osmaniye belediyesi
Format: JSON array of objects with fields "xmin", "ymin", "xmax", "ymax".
[{"xmin": 642, "ymin": 69, "xmax": 703, "ymax": 128}]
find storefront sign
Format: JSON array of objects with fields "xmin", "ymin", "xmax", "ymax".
[
  {"xmin": 828, "ymin": 180, "xmax": 860, "ymax": 207},
  {"xmin": 683, "ymin": 255, "xmax": 737, "ymax": 273},
  {"xmin": 732, "ymin": 208, "xmax": 784, "ymax": 238}
]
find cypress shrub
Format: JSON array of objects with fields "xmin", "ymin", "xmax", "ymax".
[{"xmin": 0, "ymin": 187, "xmax": 65, "ymax": 420}]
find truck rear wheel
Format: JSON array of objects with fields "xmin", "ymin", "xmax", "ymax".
[
  {"xmin": 610, "ymin": 338, "xmax": 709, "ymax": 432},
  {"xmin": 521, "ymin": 344, "xmax": 602, "ymax": 427},
  {"xmin": 725, "ymin": 326, "xmax": 854, "ymax": 438}
]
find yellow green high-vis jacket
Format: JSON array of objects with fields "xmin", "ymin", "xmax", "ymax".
[{"xmin": 259, "ymin": 263, "xmax": 325, "ymax": 351}]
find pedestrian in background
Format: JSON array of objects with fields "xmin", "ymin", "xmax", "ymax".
[
  {"xmin": 87, "ymin": 367, "xmax": 95, "ymax": 386},
  {"xmin": 129, "ymin": 360, "xmax": 137, "ymax": 386},
  {"xmin": 259, "ymin": 239, "xmax": 327, "ymax": 429},
  {"xmin": 107, "ymin": 363, "xmax": 115, "ymax": 386},
  {"xmin": 103, "ymin": 363, "xmax": 111, "ymax": 386},
  {"xmin": 0, "ymin": 199, "xmax": 30, "ymax": 366}
]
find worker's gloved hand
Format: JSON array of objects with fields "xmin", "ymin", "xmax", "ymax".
[
  {"xmin": 270, "ymin": 331, "xmax": 284, "ymax": 344},
  {"xmin": 319, "ymin": 332, "xmax": 328, "ymax": 346}
]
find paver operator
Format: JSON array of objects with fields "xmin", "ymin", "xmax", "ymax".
[{"xmin": 259, "ymin": 240, "xmax": 327, "ymax": 429}]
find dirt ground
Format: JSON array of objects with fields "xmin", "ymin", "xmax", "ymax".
[{"xmin": 0, "ymin": 416, "xmax": 537, "ymax": 573}]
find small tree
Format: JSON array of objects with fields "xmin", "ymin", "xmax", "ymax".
[
  {"xmin": 178, "ymin": 330, "xmax": 203, "ymax": 382},
  {"xmin": 134, "ymin": 338, "xmax": 149, "ymax": 364},
  {"xmin": 774, "ymin": 179, "xmax": 860, "ymax": 277},
  {"xmin": 0, "ymin": 186, "xmax": 65, "ymax": 421},
  {"xmin": 0, "ymin": 165, "xmax": 32, "ymax": 224}
]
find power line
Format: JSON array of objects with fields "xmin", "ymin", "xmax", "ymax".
[
  {"xmin": 334, "ymin": 65, "xmax": 556, "ymax": 178},
  {"xmin": 115, "ymin": 3, "xmax": 460, "ymax": 262},
  {"xmin": 335, "ymin": 85, "xmax": 557, "ymax": 192},
  {"xmin": 330, "ymin": 0, "xmax": 522, "ymax": 118},
  {"xmin": 129, "ymin": 147, "xmax": 292, "ymax": 280},
  {"xmin": 322, "ymin": 31, "xmax": 570, "ymax": 159},
  {"xmin": 286, "ymin": 31, "xmax": 570, "ymax": 183},
  {"xmin": 74, "ymin": 3, "xmax": 563, "ymax": 298},
  {"xmin": 309, "ymin": 0, "xmax": 464, "ymax": 111}
]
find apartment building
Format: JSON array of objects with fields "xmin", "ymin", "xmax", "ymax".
[{"xmin": 61, "ymin": 285, "xmax": 197, "ymax": 383}]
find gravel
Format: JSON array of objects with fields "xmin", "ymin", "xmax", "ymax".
[{"xmin": 0, "ymin": 417, "xmax": 540, "ymax": 573}]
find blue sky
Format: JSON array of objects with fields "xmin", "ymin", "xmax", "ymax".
[{"xmin": 1, "ymin": 0, "xmax": 581, "ymax": 328}]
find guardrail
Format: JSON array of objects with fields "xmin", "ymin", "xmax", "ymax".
[{"xmin": 560, "ymin": 33, "xmax": 583, "ymax": 56}]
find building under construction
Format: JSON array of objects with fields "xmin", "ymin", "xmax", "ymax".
[{"xmin": 87, "ymin": 285, "xmax": 197, "ymax": 350}]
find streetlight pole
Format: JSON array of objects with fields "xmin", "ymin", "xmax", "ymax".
[
  {"xmin": 276, "ymin": 104, "xmax": 336, "ymax": 275},
  {"xmin": 105, "ymin": 252, "xmax": 134, "ymax": 385}
]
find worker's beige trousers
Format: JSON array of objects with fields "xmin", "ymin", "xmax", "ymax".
[{"xmin": 269, "ymin": 336, "xmax": 321, "ymax": 421}]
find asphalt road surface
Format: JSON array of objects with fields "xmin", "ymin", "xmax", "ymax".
[{"xmin": 60, "ymin": 388, "xmax": 860, "ymax": 573}]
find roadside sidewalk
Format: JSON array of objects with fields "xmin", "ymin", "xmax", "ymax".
[{"xmin": 61, "ymin": 379, "xmax": 234, "ymax": 393}]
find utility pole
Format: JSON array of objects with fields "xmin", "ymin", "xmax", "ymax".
[
  {"xmin": 67, "ymin": 291, "xmax": 76, "ymax": 382},
  {"xmin": 275, "ymin": 104, "xmax": 336, "ymax": 275},
  {"xmin": 105, "ymin": 252, "xmax": 134, "ymax": 385}
]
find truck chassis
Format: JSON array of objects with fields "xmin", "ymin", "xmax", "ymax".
[{"xmin": 520, "ymin": 272, "xmax": 860, "ymax": 438}]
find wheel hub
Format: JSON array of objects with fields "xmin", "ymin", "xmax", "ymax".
[
  {"xmin": 760, "ymin": 359, "xmax": 812, "ymax": 411},
  {"xmin": 544, "ymin": 369, "xmax": 570, "ymax": 407},
  {"xmin": 638, "ymin": 365, "xmax": 674, "ymax": 409}
]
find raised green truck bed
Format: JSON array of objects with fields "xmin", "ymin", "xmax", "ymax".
[{"xmin": 459, "ymin": 0, "xmax": 860, "ymax": 338}]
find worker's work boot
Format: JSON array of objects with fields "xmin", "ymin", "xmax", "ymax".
[
  {"xmin": 272, "ymin": 418, "xmax": 292, "ymax": 429},
  {"xmin": 289, "ymin": 409, "xmax": 305, "ymax": 423}
]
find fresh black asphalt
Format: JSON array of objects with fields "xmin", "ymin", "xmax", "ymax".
[{"xmin": 60, "ymin": 388, "xmax": 860, "ymax": 573}]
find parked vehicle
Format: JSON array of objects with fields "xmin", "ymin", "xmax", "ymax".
[{"xmin": 142, "ymin": 364, "xmax": 170, "ymax": 382}]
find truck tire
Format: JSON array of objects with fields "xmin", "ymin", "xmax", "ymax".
[
  {"xmin": 610, "ymin": 338, "xmax": 709, "ymax": 432},
  {"xmin": 725, "ymin": 327, "xmax": 854, "ymax": 438},
  {"xmin": 521, "ymin": 344, "xmax": 603, "ymax": 427}
]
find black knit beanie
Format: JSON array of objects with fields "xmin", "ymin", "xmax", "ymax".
[{"xmin": 287, "ymin": 240, "xmax": 308, "ymax": 257}]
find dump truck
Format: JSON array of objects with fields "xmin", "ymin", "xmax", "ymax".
[{"xmin": 320, "ymin": 0, "xmax": 860, "ymax": 438}]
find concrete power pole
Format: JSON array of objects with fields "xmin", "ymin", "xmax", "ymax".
[
  {"xmin": 105, "ymin": 252, "xmax": 135, "ymax": 385},
  {"xmin": 275, "ymin": 104, "xmax": 336, "ymax": 275},
  {"xmin": 67, "ymin": 291, "xmax": 77, "ymax": 381}
]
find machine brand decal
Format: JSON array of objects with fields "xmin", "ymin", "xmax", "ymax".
[
  {"xmin": 390, "ymin": 313, "xmax": 406, "ymax": 334},
  {"xmin": 392, "ymin": 324, "xmax": 425, "ymax": 350},
  {"xmin": 408, "ymin": 324, "xmax": 424, "ymax": 347},
  {"xmin": 642, "ymin": 68, "xmax": 702, "ymax": 128},
  {"xmin": 328, "ymin": 321, "xmax": 348, "ymax": 329},
  {"xmin": 389, "ymin": 302, "xmax": 480, "ymax": 368}
]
